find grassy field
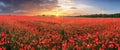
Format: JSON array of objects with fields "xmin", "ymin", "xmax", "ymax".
[{"xmin": 0, "ymin": 16, "xmax": 120, "ymax": 50}]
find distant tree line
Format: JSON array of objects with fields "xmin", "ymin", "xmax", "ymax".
[{"xmin": 76, "ymin": 13, "xmax": 120, "ymax": 18}]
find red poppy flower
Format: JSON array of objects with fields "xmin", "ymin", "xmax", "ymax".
[
  {"xmin": 108, "ymin": 44, "xmax": 114, "ymax": 48},
  {"xmin": 31, "ymin": 47, "xmax": 35, "ymax": 50},
  {"xmin": 37, "ymin": 45, "xmax": 40, "ymax": 48},
  {"xmin": 87, "ymin": 44, "xmax": 92, "ymax": 49},
  {"xmin": 118, "ymin": 46, "xmax": 120, "ymax": 50}
]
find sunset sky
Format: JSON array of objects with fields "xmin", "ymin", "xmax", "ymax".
[{"xmin": 0, "ymin": 0, "xmax": 120, "ymax": 16}]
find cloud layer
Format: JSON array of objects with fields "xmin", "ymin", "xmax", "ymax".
[
  {"xmin": 0, "ymin": 0, "xmax": 119, "ymax": 16},
  {"xmin": 0, "ymin": 0, "xmax": 58, "ymax": 15},
  {"xmin": 57, "ymin": 0, "xmax": 108, "ymax": 16}
]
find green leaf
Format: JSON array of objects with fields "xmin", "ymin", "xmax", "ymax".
[
  {"xmin": 59, "ymin": 30, "xmax": 64, "ymax": 35},
  {"xmin": 67, "ymin": 46, "xmax": 73, "ymax": 50},
  {"xmin": 118, "ymin": 39, "xmax": 120, "ymax": 44},
  {"xmin": 10, "ymin": 36, "xmax": 14, "ymax": 43},
  {"xmin": 78, "ymin": 41, "xmax": 82, "ymax": 46}
]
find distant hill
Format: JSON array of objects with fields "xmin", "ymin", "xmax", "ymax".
[{"xmin": 76, "ymin": 13, "xmax": 120, "ymax": 18}]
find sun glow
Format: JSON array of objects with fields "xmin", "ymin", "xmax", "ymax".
[
  {"xmin": 56, "ymin": 13, "xmax": 59, "ymax": 17},
  {"xmin": 55, "ymin": 10, "xmax": 60, "ymax": 17},
  {"xmin": 35, "ymin": 0, "xmax": 74, "ymax": 17},
  {"xmin": 37, "ymin": 10, "xmax": 62, "ymax": 17}
]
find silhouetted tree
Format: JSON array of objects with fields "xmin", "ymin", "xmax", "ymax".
[{"xmin": 77, "ymin": 13, "xmax": 120, "ymax": 18}]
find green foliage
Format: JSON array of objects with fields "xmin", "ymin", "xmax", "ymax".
[
  {"xmin": 59, "ymin": 30, "xmax": 64, "ymax": 35},
  {"xmin": 10, "ymin": 36, "xmax": 14, "ymax": 43},
  {"xmin": 67, "ymin": 46, "xmax": 73, "ymax": 50},
  {"xmin": 118, "ymin": 39, "xmax": 120, "ymax": 44},
  {"xmin": 76, "ymin": 13, "xmax": 120, "ymax": 18}
]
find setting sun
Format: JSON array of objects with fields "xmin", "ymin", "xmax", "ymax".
[{"xmin": 56, "ymin": 13, "xmax": 59, "ymax": 17}]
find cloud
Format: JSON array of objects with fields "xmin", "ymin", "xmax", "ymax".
[
  {"xmin": 70, "ymin": 7, "xmax": 77, "ymax": 9},
  {"xmin": 0, "ymin": 2, "xmax": 6, "ymax": 7},
  {"xmin": 0, "ymin": 0, "xmax": 112, "ymax": 16},
  {"xmin": 0, "ymin": 0, "xmax": 58, "ymax": 15},
  {"xmin": 0, "ymin": 9, "xmax": 2, "ymax": 12},
  {"xmin": 76, "ymin": 4, "xmax": 109, "ymax": 14},
  {"xmin": 57, "ymin": 3, "xmax": 109, "ymax": 16},
  {"xmin": 13, "ymin": 10, "xmax": 28, "ymax": 13},
  {"xmin": 57, "ymin": 0, "xmax": 110, "ymax": 16}
]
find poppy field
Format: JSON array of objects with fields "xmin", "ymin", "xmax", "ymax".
[{"xmin": 0, "ymin": 16, "xmax": 120, "ymax": 50}]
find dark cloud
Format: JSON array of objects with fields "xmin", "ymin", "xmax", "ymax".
[
  {"xmin": 70, "ymin": 7, "xmax": 77, "ymax": 9},
  {"xmin": 0, "ymin": 0, "xmax": 58, "ymax": 15}
]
